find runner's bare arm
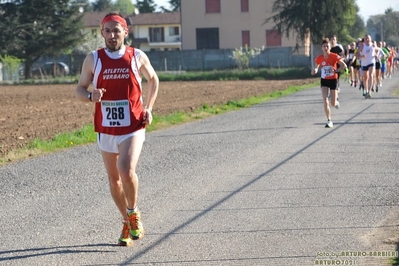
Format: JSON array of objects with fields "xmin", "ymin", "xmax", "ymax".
[
  {"xmin": 75, "ymin": 54, "xmax": 94, "ymax": 102},
  {"xmin": 311, "ymin": 63, "xmax": 320, "ymax": 75},
  {"xmin": 139, "ymin": 51, "xmax": 159, "ymax": 111},
  {"xmin": 336, "ymin": 60, "xmax": 347, "ymax": 73},
  {"xmin": 75, "ymin": 54, "xmax": 106, "ymax": 103},
  {"xmin": 351, "ymin": 55, "xmax": 356, "ymax": 64}
]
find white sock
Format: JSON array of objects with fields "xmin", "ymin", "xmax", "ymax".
[{"xmin": 127, "ymin": 206, "xmax": 138, "ymax": 215}]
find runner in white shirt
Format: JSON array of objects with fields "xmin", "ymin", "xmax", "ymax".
[{"xmin": 357, "ymin": 35, "xmax": 381, "ymax": 98}]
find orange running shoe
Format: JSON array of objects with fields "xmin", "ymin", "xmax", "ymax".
[
  {"xmin": 128, "ymin": 210, "xmax": 145, "ymax": 240},
  {"xmin": 118, "ymin": 220, "xmax": 134, "ymax": 246}
]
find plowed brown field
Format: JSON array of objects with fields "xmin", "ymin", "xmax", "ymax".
[{"xmin": 0, "ymin": 78, "xmax": 316, "ymax": 157}]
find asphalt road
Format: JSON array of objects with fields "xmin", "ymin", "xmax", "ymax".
[{"xmin": 1, "ymin": 74, "xmax": 399, "ymax": 266}]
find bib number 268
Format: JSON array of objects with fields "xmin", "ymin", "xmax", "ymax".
[{"xmin": 106, "ymin": 107, "xmax": 125, "ymax": 120}]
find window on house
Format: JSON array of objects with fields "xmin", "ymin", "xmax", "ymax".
[
  {"xmin": 206, "ymin": 0, "xmax": 221, "ymax": 13},
  {"xmin": 266, "ymin": 30, "xmax": 282, "ymax": 47},
  {"xmin": 149, "ymin": 27, "xmax": 165, "ymax": 42},
  {"xmin": 241, "ymin": 0, "xmax": 249, "ymax": 12},
  {"xmin": 169, "ymin": 26, "xmax": 180, "ymax": 36},
  {"xmin": 196, "ymin": 28, "xmax": 219, "ymax": 49},
  {"xmin": 242, "ymin": 30, "xmax": 250, "ymax": 47}
]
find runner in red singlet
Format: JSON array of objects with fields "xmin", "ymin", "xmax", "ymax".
[{"xmin": 75, "ymin": 12, "xmax": 159, "ymax": 247}]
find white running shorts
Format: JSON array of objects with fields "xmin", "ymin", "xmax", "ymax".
[{"xmin": 97, "ymin": 129, "xmax": 145, "ymax": 153}]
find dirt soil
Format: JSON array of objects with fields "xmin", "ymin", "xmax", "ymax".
[{"xmin": 0, "ymin": 78, "xmax": 316, "ymax": 157}]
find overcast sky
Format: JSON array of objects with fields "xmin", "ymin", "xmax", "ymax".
[
  {"xmin": 152, "ymin": 0, "xmax": 170, "ymax": 10},
  {"xmin": 356, "ymin": 0, "xmax": 399, "ymax": 21}
]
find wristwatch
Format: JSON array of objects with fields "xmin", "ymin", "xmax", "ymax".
[{"xmin": 88, "ymin": 92, "xmax": 92, "ymax": 102}]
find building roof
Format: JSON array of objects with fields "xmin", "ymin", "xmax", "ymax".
[
  {"xmin": 82, "ymin": 12, "xmax": 180, "ymax": 28},
  {"xmin": 127, "ymin": 12, "xmax": 180, "ymax": 26},
  {"xmin": 82, "ymin": 11, "xmax": 108, "ymax": 27}
]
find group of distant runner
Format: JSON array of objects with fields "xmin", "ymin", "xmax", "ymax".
[
  {"xmin": 344, "ymin": 35, "xmax": 398, "ymax": 97},
  {"xmin": 311, "ymin": 34, "xmax": 398, "ymax": 128}
]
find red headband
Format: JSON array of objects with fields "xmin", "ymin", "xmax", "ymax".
[{"xmin": 101, "ymin": 15, "xmax": 127, "ymax": 29}]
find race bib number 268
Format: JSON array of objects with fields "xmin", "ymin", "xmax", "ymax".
[{"xmin": 101, "ymin": 100, "xmax": 131, "ymax": 127}]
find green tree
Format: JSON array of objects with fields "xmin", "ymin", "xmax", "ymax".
[
  {"xmin": 169, "ymin": 0, "xmax": 180, "ymax": 11},
  {"xmin": 92, "ymin": 0, "xmax": 113, "ymax": 12},
  {"xmin": 0, "ymin": 0, "xmax": 85, "ymax": 79},
  {"xmin": 367, "ymin": 8, "xmax": 399, "ymax": 46},
  {"xmin": 74, "ymin": 31, "xmax": 104, "ymax": 55},
  {"xmin": 136, "ymin": 0, "xmax": 156, "ymax": 13},
  {"xmin": 71, "ymin": 0, "xmax": 91, "ymax": 12},
  {"xmin": 347, "ymin": 14, "xmax": 366, "ymax": 41},
  {"xmin": 265, "ymin": 0, "xmax": 357, "ymax": 45},
  {"xmin": 114, "ymin": 0, "xmax": 135, "ymax": 15},
  {"xmin": 337, "ymin": 4, "xmax": 366, "ymax": 44}
]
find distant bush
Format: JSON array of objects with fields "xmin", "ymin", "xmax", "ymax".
[
  {"xmin": 230, "ymin": 45, "xmax": 264, "ymax": 70},
  {"xmin": 0, "ymin": 54, "xmax": 22, "ymax": 81}
]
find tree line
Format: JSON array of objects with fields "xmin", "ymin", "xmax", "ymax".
[
  {"xmin": 0, "ymin": 0, "xmax": 398, "ymax": 80},
  {"xmin": 266, "ymin": 0, "xmax": 398, "ymax": 47},
  {"xmin": 0, "ymin": 0, "xmax": 179, "ymax": 79}
]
